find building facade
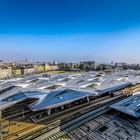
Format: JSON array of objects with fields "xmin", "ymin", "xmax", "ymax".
[
  {"xmin": 0, "ymin": 67, "xmax": 12, "ymax": 79},
  {"xmin": 45, "ymin": 64, "xmax": 59, "ymax": 71},
  {"xmin": 80, "ymin": 61, "xmax": 98, "ymax": 71},
  {"xmin": 12, "ymin": 68, "xmax": 22, "ymax": 77}
]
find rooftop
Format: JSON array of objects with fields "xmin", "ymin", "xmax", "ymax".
[
  {"xmin": 1, "ymin": 70, "xmax": 140, "ymax": 111},
  {"xmin": 110, "ymin": 92, "xmax": 140, "ymax": 118}
]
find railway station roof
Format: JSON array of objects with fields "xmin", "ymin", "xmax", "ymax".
[
  {"xmin": 18, "ymin": 75, "xmax": 39, "ymax": 83},
  {"xmin": 0, "ymin": 89, "xmax": 92, "ymax": 111},
  {"xmin": 97, "ymin": 82, "xmax": 131, "ymax": 95},
  {"xmin": 1, "ymin": 71, "xmax": 140, "ymax": 112},
  {"xmin": 49, "ymin": 73, "xmax": 70, "ymax": 82},
  {"xmin": 29, "ymin": 89, "xmax": 92, "ymax": 111},
  {"xmin": 110, "ymin": 92, "xmax": 140, "ymax": 118},
  {"xmin": 0, "ymin": 82, "xmax": 15, "ymax": 91}
]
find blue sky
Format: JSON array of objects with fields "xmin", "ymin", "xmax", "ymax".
[{"xmin": 0, "ymin": 0, "xmax": 140, "ymax": 63}]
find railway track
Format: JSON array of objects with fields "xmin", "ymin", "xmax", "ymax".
[
  {"xmin": 3, "ymin": 96, "xmax": 110, "ymax": 140},
  {"xmin": 14, "ymin": 95, "xmax": 126, "ymax": 140},
  {"xmin": 30, "ymin": 95, "xmax": 111, "ymax": 124},
  {"xmin": 45, "ymin": 95, "xmax": 126, "ymax": 140}
]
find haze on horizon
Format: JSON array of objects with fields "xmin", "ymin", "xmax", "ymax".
[{"xmin": 0, "ymin": 0, "xmax": 140, "ymax": 63}]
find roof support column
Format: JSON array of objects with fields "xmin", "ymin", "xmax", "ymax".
[
  {"xmin": 69, "ymin": 103, "xmax": 72, "ymax": 108},
  {"xmin": 48, "ymin": 109, "xmax": 51, "ymax": 116},
  {"xmin": 61, "ymin": 106, "xmax": 64, "ymax": 110},
  {"xmin": 87, "ymin": 97, "xmax": 89, "ymax": 102}
]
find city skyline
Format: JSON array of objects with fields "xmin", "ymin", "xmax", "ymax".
[{"xmin": 0, "ymin": 0, "xmax": 140, "ymax": 63}]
